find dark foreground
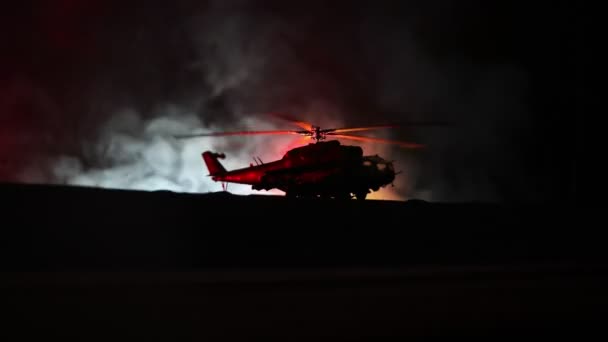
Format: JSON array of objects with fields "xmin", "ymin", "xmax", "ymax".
[{"xmin": 1, "ymin": 183, "xmax": 606, "ymax": 339}]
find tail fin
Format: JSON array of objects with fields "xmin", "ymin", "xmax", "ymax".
[{"xmin": 202, "ymin": 151, "xmax": 227, "ymax": 176}]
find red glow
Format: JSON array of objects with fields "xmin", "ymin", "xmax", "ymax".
[
  {"xmin": 213, "ymin": 159, "xmax": 287, "ymax": 185},
  {"xmin": 218, "ymin": 169, "xmax": 264, "ymax": 184}
]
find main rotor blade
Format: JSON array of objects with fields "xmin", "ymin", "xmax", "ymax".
[
  {"xmin": 324, "ymin": 124, "xmax": 401, "ymax": 134},
  {"xmin": 325, "ymin": 121, "xmax": 453, "ymax": 134},
  {"xmin": 267, "ymin": 112, "xmax": 313, "ymax": 130},
  {"xmin": 173, "ymin": 130, "xmax": 302, "ymax": 139},
  {"xmin": 329, "ymin": 133, "xmax": 425, "ymax": 149}
]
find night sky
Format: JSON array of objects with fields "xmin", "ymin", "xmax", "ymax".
[{"xmin": 0, "ymin": 0, "xmax": 580, "ymax": 202}]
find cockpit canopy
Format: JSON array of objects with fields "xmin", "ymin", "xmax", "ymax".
[{"xmin": 362, "ymin": 155, "xmax": 394, "ymax": 171}]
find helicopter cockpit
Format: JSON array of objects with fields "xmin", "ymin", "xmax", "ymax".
[
  {"xmin": 360, "ymin": 155, "xmax": 396, "ymax": 188},
  {"xmin": 363, "ymin": 155, "xmax": 393, "ymax": 170}
]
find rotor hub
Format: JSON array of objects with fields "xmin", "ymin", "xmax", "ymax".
[
  {"xmin": 173, "ymin": 114, "xmax": 429, "ymax": 149},
  {"xmin": 311, "ymin": 126, "xmax": 325, "ymax": 142}
]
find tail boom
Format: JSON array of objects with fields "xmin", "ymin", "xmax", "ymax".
[{"xmin": 201, "ymin": 151, "xmax": 264, "ymax": 185}]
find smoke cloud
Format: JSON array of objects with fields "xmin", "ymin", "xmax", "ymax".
[{"xmin": 1, "ymin": 1, "xmax": 550, "ymax": 202}]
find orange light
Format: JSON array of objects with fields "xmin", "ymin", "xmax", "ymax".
[
  {"xmin": 367, "ymin": 191, "xmax": 406, "ymax": 201},
  {"xmin": 279, "ymin": 136, "xmax": 311, "ymax": 156},
  {"xmin": 332, "ymin": 125, "xmax": 400, "ymax": 134},
  {"xmin": 330, "ymin": 134, "xmax": 425, "ymax": 149}
]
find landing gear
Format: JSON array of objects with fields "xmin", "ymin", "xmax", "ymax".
[{"xmin": 354, "ymin": 191, "xmax": 368, "ymax": 200}]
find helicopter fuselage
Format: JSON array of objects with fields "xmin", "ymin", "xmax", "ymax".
[{"xmin": 202, "ymin": 140, "xmax": 396, "ymax": 199}]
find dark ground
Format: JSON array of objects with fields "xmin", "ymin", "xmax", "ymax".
[{"xmin": 1, "ymin": 183, "xmax": 606, "ymax": 339}]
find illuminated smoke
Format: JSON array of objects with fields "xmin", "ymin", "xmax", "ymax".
[
  {"xmin": 1, "ymin": 2, "xmax": 541, "ymax": 202},
  {"xmin": 33, "ymin": 107, "xmax": 299, "ymax": 196},
  {"xmin": 10, "ymin": 1, "xmax": 412, "ymax": 200}
]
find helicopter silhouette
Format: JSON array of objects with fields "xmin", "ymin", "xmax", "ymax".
[{"xmin": 175, "ymin": 114, "xmax": 439, "ymax": 200}]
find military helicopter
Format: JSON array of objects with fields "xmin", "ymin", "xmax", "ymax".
[{"xmin": 174, "ymin": 114, "xmax": 435, "ymax": 200}]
